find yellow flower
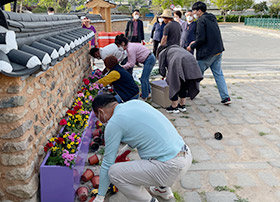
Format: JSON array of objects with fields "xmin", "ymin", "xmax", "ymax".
[
  {"xmin": 67, "ymin": 113, "xmax": 73, "ymax": 116},
  {"xmin": 71, "ymin": 149, "xmax": 75, "ymax": 153},
  {"xmin": 70, "ymin": 142, "xmax": 74, "ymax": 145},
  {"xmin": 86, "ymin": 115, "xmax": 89, "ymax": 119},
  {"xmin": 76, "ymin": 142, "xmax": 79, "ymax": 145},
  {"xmin": 86, "ymin": 92, "xmax": 90, "ymax": 96},
  {"xmin": 72, "ymin": 124, "xmax": 75, "ymax": 127},
  {"xmin": 67, "ymin": 122, "xmax": 71, "ymax": 126},
  {"xmin": 50, "ymin": 138, "xmax": 54, "ymax": 142},
  {"xmin": 74, "ymin": 135, "xmax": 77, "ymax": 139},
  {"xmin": 63, "ymin": 134, "xmax": 67, "ymax": 138},
  {"xmin": 67, "ymin": 144, "xmax": 71, "ymax": 149}
]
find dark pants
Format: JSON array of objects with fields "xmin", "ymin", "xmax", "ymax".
[
  {"xmin": 127, "ymin": 68, "xmax": 133, "ymax": 75},
  {"xmin": 170, "ymin": 80, "xmax": 191, "ymax": 101},
  {"xmin": 130, "ymin": 36, "xmax": 141, "ymax": 43},
  {"xmin": 153, "ymin": 40, "xmax": 160, "ymax": 57}
]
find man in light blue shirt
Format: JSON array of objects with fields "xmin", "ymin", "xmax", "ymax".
[{"xmin": 91, "ymin": 94, "xmax": 192, "ymax": 202}]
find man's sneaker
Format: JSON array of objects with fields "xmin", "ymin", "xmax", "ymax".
[
  {"xmin": 178, "ymin": 104, "xmax": 187, "ymax": 112},
  {"xmin": 221, "ymin": 97, "xmax": 231, "ymax": 105},
  {"xmin": 166, "ymin": 105, "xmax": 179, "ymax": 113},
  {"xmin": 150, "ymin": 186, "xmax": 174, "ymax": 200}
]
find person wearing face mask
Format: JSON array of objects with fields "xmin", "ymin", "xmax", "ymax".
[
  {"xmin": 180, "ymin": 10, "xmax": 196, "ymax": 55},
  {"xmin": 95, "ymin": 56, "xmax": 139, "ymax": 103},
  {"xmin": 125, "ymin": 9, "xmax": 145, "ymax": 67},
  {"xmin": 187, "ymin": 1, "xmax": 231, "ymax": 105},
  {"xmin": 47, "ymin": 7, "xmax": 54, "ymax": 15},
  {"xmin": 160, "ymin": 9, "xmax": 182, "ymax": 46},
  {"xmin": 91, "ymin": 94, "xmax": 192, "ymax": 202},
  {"xmin": 173, "ymin": 10, "xmax": 185, "ymax": 29},
  {"xmin": 150, "ymin": 16, "xmax": 166, "ymax": 57}
]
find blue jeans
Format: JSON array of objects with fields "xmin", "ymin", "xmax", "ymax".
[
  {"xmin": 197, "ymin": 53, "xmax": 229, "ymax": 100},
  {"xmin": 115, "ymin": 94, "xmax": 139, "ymax": 103},
  {"xmin": 141, "ymin": 53, "xmax": 156, "ymax": 98}
]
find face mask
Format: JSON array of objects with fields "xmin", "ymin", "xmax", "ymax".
[
  {"xmin": 186, "ymin": 16, "xmax": 193, "ymax": 22},
  {"xmin": 98, "ymin": 109, "xmax": 108, "ymax": 125},
  {"xmin": 193, "ymin": 14, "xmax": 198, "ymax": 19},
  {"xmin": 48, "ymin": 12, "xmax": 54, "ymax": 15},
  {"xmin": 158, "ymin": 18, "xmax": 163, "ymax": 23},
  {"xmin": 119, "ymin": 46, "xmax": 124, "ymax": 51},
  {"xmin": 134, "ymin": 15, "xmax": 139, "ymax": 20}
]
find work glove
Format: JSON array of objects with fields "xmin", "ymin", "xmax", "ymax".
[
  {"xmin": 149, "ymin": 39, "xmax": 153, "ymax": 43},
  {"xmin": 115, "ymin": 144, "xmax": 132, "ymax": 163},
  {"xmin": 93, "ymin": 195, "xmax": 105, "ymax": 202}
]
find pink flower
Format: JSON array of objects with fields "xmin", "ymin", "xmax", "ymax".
[
  {"xmin": 77, "ymin": 101, "xmax": 82, "ymax": 106},
  {"xmin": 78, "ymin": 93, "xmax": 84, "ymax": 97}
]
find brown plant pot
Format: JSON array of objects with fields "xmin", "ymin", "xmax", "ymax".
[
  {"xmin": 92, "ymin": 128, "xmax": 102, "ymax": 138},
  {"xmin": 88, "ymin": 154, "xmax": 99, "ymax": 165},
  {"xmin": 91, "ymin": 175, "xmax": 100, "ymax": 189},
  {"xmin": 81, "ymin": 169, "xmax": 94, "ymax": 182},
  {"xmin": 76, "ymin": 186, "xmax": 88, "ymax": 202},
  {"xmin": 90, "ymin": 141, "xmax": 99, "ymax": 152},
  {"xmin": 88, "ymin": 196, "xmax": 96, "ymax": 202}
]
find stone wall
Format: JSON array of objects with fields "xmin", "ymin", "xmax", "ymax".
[{"xmin": 0, "ymin": 44, "xmax": 91, "ymax": 202}]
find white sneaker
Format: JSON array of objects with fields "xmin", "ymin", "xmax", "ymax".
[{"xmin": 150, "ymin": 186, "xmax": 174, "ymax": 200}]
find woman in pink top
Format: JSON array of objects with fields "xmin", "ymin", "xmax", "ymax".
[
  {"xmin": 82, "ymin": 17, "xmax": 96, "ymax": 46},
  {"xmin": 115, "ymin": 34, "xmax": 156, "ymax": 100}
]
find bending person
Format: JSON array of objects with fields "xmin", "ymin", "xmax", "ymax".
[
  {"xmin": 158, "ymin": 45, "xmax": 203, "ymax": 113},
  {"xmin": 95, "ymin": 56, "xmax": 139, "ymax": 103},
  {"xmin": 115, "ymin": 34, "xmax": 156, "ymax": 100},
  {"xmin": 91, "ymin": 94, "xmax": 192, "ymax": 202}
]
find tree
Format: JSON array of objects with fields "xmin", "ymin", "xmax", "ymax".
[
  {"xmin": 140, "ymin": 7, "xmax": 150, "ymax": 20},
  {"xmin": 211, "ymin": 0, "xmax": 234, "ymax": 22},
  {"xmin": 152, "ymin": 0, "xmax": 193, "ymax": 10},
  {"xmin": 253, "ymin": 1, "xmax": 268, "ymax": 18},
  {"xmin": 235, "ymin": 0, "xmax": 254, "ymax": 23},
  {"xmin": 269, "ymin": 0, "xmax": 280, "ymax": 18}
]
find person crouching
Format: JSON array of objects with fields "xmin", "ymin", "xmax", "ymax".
[{"xmin": 95, "ymin": 55, "xmax": 139, "ymax": 103}]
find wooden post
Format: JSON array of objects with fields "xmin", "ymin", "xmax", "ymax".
[{"xmin": 105, "ymin": 8, "xmax": 112, "ymax": 32}]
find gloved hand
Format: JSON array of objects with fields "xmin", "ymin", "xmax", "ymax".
[
  {"xmin": 115, "ymin": 144, "xmax": 132, "ymax": 163},
  {"xmin": 149, "ymin": 39, "xmax": 153, "ymax": 43},
  {"xmin": 93, "ymin": 195, "xmax": 105, "ymax": 202}
]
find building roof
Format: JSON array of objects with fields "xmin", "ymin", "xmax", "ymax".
[{"xmin": 0, "ymin": 9, "xmax": 94, "ymax": 77}]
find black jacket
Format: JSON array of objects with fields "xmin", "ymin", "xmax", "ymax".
[
  {"xmin": 125, "ymin": 19, "xmax": 144, "ymax": 42},
  {"xmin": 190, "ymin": 12, "xmax": 224, "ymax": 60},
  {"xmin": 181, "ymin": 21, "xmax": 196, "ymax": 48}
]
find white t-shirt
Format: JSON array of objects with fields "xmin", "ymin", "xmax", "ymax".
[{"xmin": 99, "ymin": 43, "xmax": 127, "ymax": 62}]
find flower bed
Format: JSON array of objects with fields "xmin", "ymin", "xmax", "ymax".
[{"xmin": 40, "ymin": 70, "xmax": 103, "ymax": 202}]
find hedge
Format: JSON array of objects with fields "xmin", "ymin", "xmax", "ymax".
[{"xmin": 216, "ymin": 15, "xmax": 279, "ymax": 23}]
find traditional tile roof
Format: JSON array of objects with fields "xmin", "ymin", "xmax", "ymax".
[{"xmin": 0, "ymin": 9, "xmax": 94, "ymax": 77}]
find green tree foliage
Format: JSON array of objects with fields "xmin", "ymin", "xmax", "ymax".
[
  {"xmin": 117, "ymin": 5, "xmax": 130, "ymax": 14},
  {"xmin": 152, "ymin": 0, "xmax": 193, "ymax": 10},
  {"xmin": 140, "ymin": 7, "xmax": 150, "ymax": 19},
  {"xmin": 211, "ymin": 0, "xmax": 234, "ymax": 22},
  {"xmin": 235, "ymin": 0, "xmax": 254, "ymax": 22},
  {"xmin": 269, "ymin": 0, "xmax": 280, "ymax": 18},
  {"xmin": 253, "ymin": 1, "xmax": 268, "ymax": 18}
]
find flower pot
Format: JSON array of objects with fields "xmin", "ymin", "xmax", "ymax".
[
  {"xmin": 91, "ymin": 175, "xmax": 100, "ymax": 189},
  {"xmin": 95, "ymin": 120, "xmax": 102, "ymax": 129},
  {"xmin": 92, "ymin": 128, "xmax": 102, "ymax": 138},
  {"xmin": 90, "ymin": 141, "xmax": 99, "ymax": 152},
  {"xmin": 93, "ymin": 136, "xmax": 102, "ymax": 145},
  {"xmin": 88, "ymin": 196, "xmax": 96, "ymax": 202},
  {"xmin": 76, "ymin": 186, "xmax": 89, "ymax": 202},
  {"xmin": 88, "ymin": 154, "xmax": 99, "ymax": 165},
  {"xmin": 81, "ymin": 169, "xmax": 94, "ymax": 182}
]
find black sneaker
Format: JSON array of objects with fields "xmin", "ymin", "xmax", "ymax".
[
  {"xmin": 221, "ymin": 97, "xmax": 231, "ymax": 105},
  {"xmin": 178, "ymin": 104, "xmax": 187, "ymax": 112},
  {"xmin": 166, "ymin": 105, "xmax": 179, "ymax": 113}
]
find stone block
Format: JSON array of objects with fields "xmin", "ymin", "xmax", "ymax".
[
  {"xmin": 205, "ymin": 191, "xmax": 237, "ymax": 202},
  {"xmin": 6, "ymin": 174, "xmax": 39, "ymax": 199},
  {"xmin": 39, "ymin": 77, "xmax": 47, "ymax": 85},
  {"xmin": 27, "ymin": 87, "xmax": 34, "ymax": 95},
  {"xmin": 30, "ymin": 98, "xmax": 38, "ymax": 110},
  {"xmin": 34, "ymin": 82, "xmax": 41, "ymax": 90},
  {"xmin": 2, "ymin": 135, "xmax": 32, "ymax": 152},
  {"xmin": 34, "ymin": 125, "xmax": 43, "ymax": 136},
  {"xmin": 37, "ymin": 95, "xmax": 44, "ymax": 105},
  {"xmin": 0, "ymin": 188, "xmax": 4, "ymax": 197},
  {"xmin": 190, "ymin": 145, "xmax": 210, "ymax": 161},
  {"xmin": 1, "ymin": 147, "xmax": 32, "ymax": 165},
  {"xmin": 41, "ymin": 90, "xmax": 47, "ymax": 99},
  {"xmin": 184, "ymin": 192, "xmax": 202, "ymax": 202},
  {"xmin": 7, "ymin": 81, "xmax": 26, "ymax": 93},
  {"xmin": 0, "ymin": 109, "xmax": 28, "ymax": 123},
  {"xmin": 235, "ymin": 172, "xmax": 256, "ymax": 187},
  {"xmin": 205, "ymin": 139, "xmax": 224, "ymax": 150},
  {"xmin": 174, "ymin": 118, "xmax": 190, "ymax": 127},
  {"xmin": 22, "ymin": 192, "xmax": 39, "ymax": 202},
  {"xmin": 258, "ymin": 171, "xmax": 280, "ymax": 186},
  {"xmin": 269, "ymin": 161, "xmax": 280, "ymax": 168},
  {"xmin": 0, "ymin": 96, "xmax": 26, "ymax": 109},
  {"xmin": 209, "ymin": 173, "xmax": 228, "ymax": 187},
  {"xmin": 181, "ymin": 172, "xmax": 201, "ymax": 189},
  {"xmin": 178, "ymin": 128, "xmax": 195, "ymax": 137},
  {"xmin": 0, "ymin": 120, "xmax": 33, "ymax": 139},
  {"xmin": 198, "ymin": 128, "xmax": 212, "ymax": 139},
  {"xmin": 5, "ymin": 161, "xmax": 34, "ymax": 181},
  {"xmin": 50, "ymin": 81, "xmax": 56, "ymax": 91}
]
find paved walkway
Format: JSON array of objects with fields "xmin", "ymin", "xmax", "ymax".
[{"xmin": 85, "ymin": 24, "xmax": 280, "ymax": 202}]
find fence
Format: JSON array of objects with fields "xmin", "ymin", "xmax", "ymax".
[{"xmin": 245, "ymin": 18, "xmax": 280, "ymax": 30}]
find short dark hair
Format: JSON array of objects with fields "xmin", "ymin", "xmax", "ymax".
[
  {"xmin": 115, "ymin": 34, "xmax": 128, "ymax": 46},
  {"xmin": 174, "ymin": 11, "xmax": 182, "ymax": 18},
  {"xmin": 192, "ymin": 1, "xmax": 207, "ymax": 12},
  {"xmin": 92, "ymin": 94, "xmax": 117, "ymax": 113},
  {"xmin": 89, "ymin": 47, "xmax": 99, "ymax": 57},
  {"xmin": 48, "ymin": 7, "xmax": 54, "ymax": 12},
  {"xmin": 133, "ymin": 9, "xmax": 140, "ymax": 13},
  {"xmin": 187, "ymin": 10, "xmax": 192, "ymax": 13}
]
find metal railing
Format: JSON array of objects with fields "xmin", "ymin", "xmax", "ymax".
[{"xmin": 245, "ymin": 18, "xmax": 280, "ymax": 30}]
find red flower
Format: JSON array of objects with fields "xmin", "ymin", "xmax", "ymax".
[
  {"xmin": 56, "ymin": 137, "xmax": 64, "ymax": 144},
  {"xmin": 59, "ymin": 119, "xmax": 67, "ymax": 125},
  {"xmin": 44, "ymin": 146, "xmax": 48, "ymax": 152},
  {"xmin": 46, "ymin": 142, "xmax": 54, "ymax": 148},
  {"xmin": 83, "ymin": 78, "xmax": 90, "ymax": 85},
  {"xmin": 77, "ymin": 91, "xmax": 82, "ymax": 94},
  {"xmin": 66, "ymin": 110, "xmax": 77, "ymax": 115},
  {"xmin": 74, "ymin": 105, "xmax": 81, "ymax": 111}
]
